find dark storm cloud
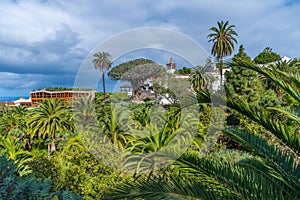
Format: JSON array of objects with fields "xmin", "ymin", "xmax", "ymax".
[
  {"xmin": 0, "ymin": 0, "xmax": 300, "ymax": 96},
  {"xmin": 0, "ymin": 23, "xmax": 83, "ymax": 74}
]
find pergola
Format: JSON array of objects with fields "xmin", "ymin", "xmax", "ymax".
[{"xmin": 120, "ymin": 84, "xmax": 132, "ymax": 92}]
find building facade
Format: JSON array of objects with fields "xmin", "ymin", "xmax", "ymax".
[{"xmin": 30, "ymin": 89, "xmax": 96, "ymax": 105}]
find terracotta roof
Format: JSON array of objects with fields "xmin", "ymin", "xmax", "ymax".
[
  {"xmin": 120, "ymin": 84, "xmax": 132, "ymax": 88},
  {"xmin": 0, "ymin": 102, "xmax": 14, "ymax": 105}
]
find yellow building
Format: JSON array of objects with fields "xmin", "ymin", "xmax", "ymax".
[{"xmin": 30, "ymin": 89, "xmax": 95, "ymax": 105}]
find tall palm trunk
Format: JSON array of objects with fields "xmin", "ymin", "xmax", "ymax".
[
  {"xmin": 219, "ymin": 58, "xmax": 223, "ymax": 90},
  {"xmin": 102, "ymin": 71, "xmax": 106, "ymax": 100}
]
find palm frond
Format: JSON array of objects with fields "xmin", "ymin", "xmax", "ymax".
[
  {"xmin": 231, "ymin": 60, "xmax": 300, "ymax": 103},
  {"xmin": 223, "ymin": 128, "xmax": 300, "ymax": 195},
  {"xmin": 105, "ymin": 175, "xmax": 235, "ymax": 200},
  {"xmin": 174, "ymin": 151, "xmax": 299, "ymax": 200},
  {"xmin": 268, "ymin": 107, "xmax": 300, "ymax": 125},
  {"xmin": 227, "ymin": 99, "xmax": 300, "ymax": 154}
]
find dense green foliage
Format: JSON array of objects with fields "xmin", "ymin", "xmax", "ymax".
[
  {"xmin": 175, "ymin": 66, "xmax": 192, "ymax": 74},
  {"xmin": 153, "ymin": 75, "xmax": 191, "ymax": 105},
  {"xmin": 0, "ymin": 155, "xmax": 82, "ymax": 199},
  {"xmin": 253, "ymin": 47, "xmax": 281, "ymax": 64},
  {"xmin": 225, "ymin": 45, "xmax": 279, "ymax": 127},
  {"xmin": 105, "ymin": 59, "xmax": 300, "ymax": 200},
  {"xmin": 108, "ymin": 58, "xmax": 155, "ymax": 80},
  {"xmin": 189, "ymin": 56, "xmax": 216, "ymax": 91},
  {"xmin": 1, "ymin": 22, "xmax": 300, "ymax": 200},
  {"xmin": 120, "ymin": 62, "xmax": 165, "ymax": 90}
]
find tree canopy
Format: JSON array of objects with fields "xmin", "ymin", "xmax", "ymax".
[
  {"xmin": 108, "ymin": 58, "xmax": 155, "ymax": 80},
  {"xmin": 0, "ymin": 156, "xmax": 81, "ymax": 199},
  {"xmin": 120, "ymin": 63, "xmax": 165, "ymax": 90},
  {"xmin": 175, "ymin": 66, "xmax": 192, "ymax": 75},
  {"xmin": 207, "ymin": 21, "xmax": 238, "ymax": 61},
  {"xmin": 232, "ymin": 45, "xmax": 252, "ymax": 62},
  {"xmin": 225, "ymin": 45, "xmax": 279, "ymax": 126},
  {"xmin": 253, "ymin": 47, "xmax": 281, "ymax": 64}
]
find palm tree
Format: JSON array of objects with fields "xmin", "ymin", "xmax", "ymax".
[
  {"xmin": 124, "ymin": 107, "xmax": 200, "ymax": 174},
  {"xmin": 93, "ymin": 52, "xmax": 112, "ymax": 100},
  {"xmin": 207, "ymin": 20, "xmax": 238, "ymax": 90},
  {"xmin": 27, "ymin": 99, "xmax": 74, "ymax": 155},
  {"xmin": 0, "ymin": 135, "xmax": 32, "ymax": 176},
  {"xmin": 190, "ymin": 65, "xmax": 214, "ymax": 91},
  {"xmin": 98, "ymin": 104, "xmax": 130, "ymax": 150},
  {"xmin": 0, "ymin": 112, "xmax": 19, "ymax": 135},
  {"xmin": 73, "ymin": 95, "xmax": 97, "ymax": 128}
]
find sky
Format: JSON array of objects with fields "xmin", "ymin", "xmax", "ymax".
[{"xmin": 0, "ymin": 0, "xmax": 300, "ymax": 96}]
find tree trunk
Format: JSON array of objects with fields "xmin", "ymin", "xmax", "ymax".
[
  {"xmin": 102, "ymin": 71, "xmax": 106, "ymax": 100},
  {"xmin": 48, "ymin": 138, "xmax": 56, "ymax": 156},
  {"xmin": 219, "ymin": 58, "xmax": 223, "ymax": 91},
  {"xmin": 51, "ymin": 141, "xmax": 56, "ymax": 152},
  {"xmin": 48, "ymin": 143, "xmax": 51, "ymax": 157},
  {"xmin": 219, "ymin": 68, "xmax": 223, "ymax": 90}
]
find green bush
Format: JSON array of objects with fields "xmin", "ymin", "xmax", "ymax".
[{"xmin": 0, "ymin": 156, "xmax": 82, "ymax": 200}]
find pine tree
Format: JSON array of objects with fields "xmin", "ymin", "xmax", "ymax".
[{"xmin": 225, "ymin": 45, "xmax": 279, "ymax": 127}]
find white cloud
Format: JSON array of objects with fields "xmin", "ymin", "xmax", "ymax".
[
  {"xmin": 0, "ymin": 0, "xmax": 69, "ymax": 44},
  {"xmin": 0, "ymin": 0, "xmax": 300, "ymax": 95}
]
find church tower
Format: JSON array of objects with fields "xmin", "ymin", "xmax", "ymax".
[{"xmin": 166, "ymin": 57, "xmax": 177, "ymax": 70}]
